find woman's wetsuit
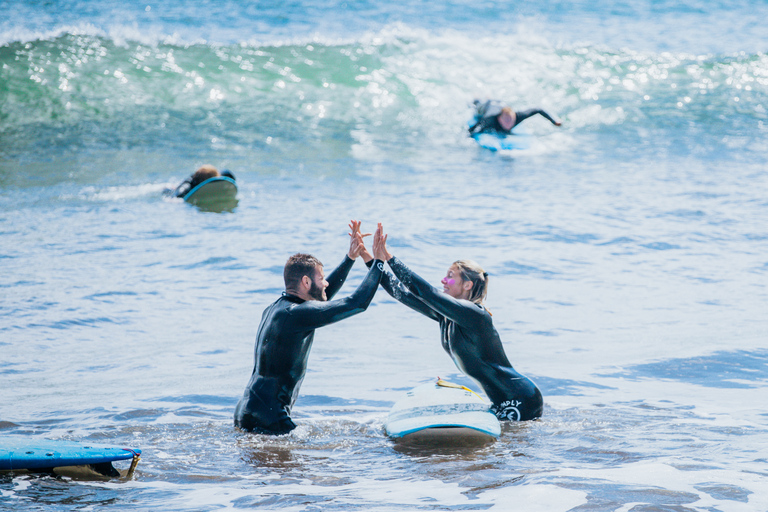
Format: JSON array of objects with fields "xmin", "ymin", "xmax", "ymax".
[
  {"xmin": 469, "ymin": 108, "xmax": 559, "ymax": 135},
  {"xmin": 234, "ymin": 256, "xmax": 384, "ymax": 434},
  {"xmin": 379, "ymin": 257, "xmax": 543, "ymax": 421}
]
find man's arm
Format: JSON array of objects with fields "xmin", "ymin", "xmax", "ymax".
[
  {"xmin": 325, "ymin": 220, "xmax": 371, "ymax": 300},
  {"xmin": 325, "ymin": 255, "xmax": 355, "ymax": 300},
  {"xmin": 165, "ymin": 176, "xmax": 193, "ymax": 198},
  {"xmin": 513, "ymin": 108, "xmax": 561, "ymax": 127},
  {"xmin": 290, "ymin": 259, "xmax": 384, "ymax": 330}
]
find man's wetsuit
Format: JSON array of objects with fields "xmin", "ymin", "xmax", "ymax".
[
  {"xmin": 469, "ymin": 107, "xmax": 559, "ymax": 135},
  {"xmin": 377, "ymin": 257, "xmax": 543, "ymax": 421},
  {"xmin": 234, "ymin": 256, "xmax": 384, "ymax": 434}
]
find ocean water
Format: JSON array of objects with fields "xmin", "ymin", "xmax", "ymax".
[{"xmin": 1, "ymin": 0, "xmax": 767, "ymax": 510}]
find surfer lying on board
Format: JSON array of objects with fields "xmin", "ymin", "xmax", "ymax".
[
  {"xmin": 361, "ymin": 224, "xmax": 543, "ymax": 421},
  {"xmin": 234, "ymin": 221, "xmax": 388, "ymax": 435},
  {"xmin": 468, "ymin": 99, "xmax": 561, "ymax": 135},
  {"xmin": 164, "ymin": 164, "xmax": 236, "ymax": 198}
]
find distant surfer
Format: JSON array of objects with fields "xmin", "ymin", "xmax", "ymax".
[
  {"xmin": 469, "ymin": 99, "xmax": 561, "ymax": 135},
  {"xmin": 164, "ymin": 164, "xmax": 236, "ymax": 198},
  {"xmin": 360, "ymin": 225, "xmax": 543, "ymax": 421},
  {"xmin": 234, "ymin": 221, "xmax": 388, "ymax": 435}
]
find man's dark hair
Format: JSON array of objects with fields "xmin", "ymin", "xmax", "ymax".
[{"xmin": 284, "ymin": 253, "xmax": 323, "ymax": 289}]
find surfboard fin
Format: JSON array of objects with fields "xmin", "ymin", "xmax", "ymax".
[{"xmin": 89, "ymin": 462, "xmax": 120, "ymax": 477}]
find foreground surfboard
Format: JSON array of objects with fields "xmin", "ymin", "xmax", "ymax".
[
  {"xmin": 0, "ymin": 437, "xmax": 141, "ymax": 478},
  {"xmin": 183, "ymin": 176, "xmax": 238, "ymax": 207},
  {"xmin": 385, "ymin": 379, "xmax": 501, "ymax": 443}
]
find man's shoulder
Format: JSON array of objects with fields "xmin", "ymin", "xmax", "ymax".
[
  {"xmin": 262, "ymin": 295, "xmax": 294, "ymax": 316},
  {"xmin": 268, "ymin": 294, "xmax": 315, "ymax": 316}
]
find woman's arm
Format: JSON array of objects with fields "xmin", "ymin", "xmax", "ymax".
[
  {"xmin": 365, "ymin": 259, "xmax": 442, "ymax": 321},
  {"xmin": 387, "ymin": 256, "xmax": 486, "ymax": 329}
]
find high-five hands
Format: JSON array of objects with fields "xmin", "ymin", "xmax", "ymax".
[
  {"xmin": 347, "ymin": 220, "xmax": 371, "ymax": 260},
  {"xmin": 347, "ymin": 221, "xmax": 390, "ymax": 263}
]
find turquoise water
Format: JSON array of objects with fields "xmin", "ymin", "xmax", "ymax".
[{"xmin": 1, "ymin": 1, "xmax": 767, "ymax": 510}]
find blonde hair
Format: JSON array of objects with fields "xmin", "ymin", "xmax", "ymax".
[
  {"xmin": 190, "ymin": 165, "xmax": 220, "ymax": 187},
  {"xmin": 453, "ymin": 260, "xmax": 489, "ymax": 304}
]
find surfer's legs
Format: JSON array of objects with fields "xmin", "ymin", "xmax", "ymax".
[
  {"xmin": 234, "ymin": 389, "xmax": 297, "ymax": 435},
  {"xmin": 236, "ymin": 415, "xmax": 296, "ymax": 435},
  {"xmin": 234, "ymin": 404, "xmax": 296, "ymax": 434},
  {"xmin": 520, "ymin": 385, "xmax": 544, "ymax": 421},
  {"xmin": 491, "ymin": 382, "xmax": 544, "ymax": 421}
]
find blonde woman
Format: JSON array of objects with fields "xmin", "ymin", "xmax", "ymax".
[{"xmin": 363, "ymin": 224, "xmax": 543, "ymax": 421}]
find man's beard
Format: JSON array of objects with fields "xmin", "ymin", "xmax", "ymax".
[{"xmin": 309, "ymin": 280, "xmax": 326, "ymax": 301}]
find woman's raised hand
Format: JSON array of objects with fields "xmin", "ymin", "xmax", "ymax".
[{"xmin": 372, "ymin": 222, "xmax": 392, "ymax": 262}]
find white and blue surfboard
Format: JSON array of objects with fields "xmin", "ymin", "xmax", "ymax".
[
  {"xmin": 473, "ymin": 129, "xmax": 533, "ymax": 152},
  {"xmin": 183, "ymin": 176, "xmax": 238, "ymax": 206},
  {"xmin": 385, "ymin": 379, "xmax": 501, "ymax": 442},
  {"xmin": 0, "ymin": 437, "xmax": 141, "ymax": 477},
  {"xmin": 469, "ymin": 118, "xmax": 533, "ymax": 152}
]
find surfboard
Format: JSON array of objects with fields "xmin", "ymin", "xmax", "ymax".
[
  {"xmin": 385, "ymin": 379, "xmax": 501, "ymax": 442},
  {"xmin": 469, "ymin": 119, "xmax": 533, "ymax": 152},
  {"xmin": 473, "ymin": 130, "xmax": 532, "ymax": 152},
  {"xmin": 183, "ymin": 176, "xmax": 238, "ymax": 205},
  {"xmin": 0, "ymin": 437, "xmax": 141, "ymax": 477}
]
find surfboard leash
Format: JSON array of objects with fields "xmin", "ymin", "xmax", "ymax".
[
  {"xmin": 125, "ymin": 449, "xmax": 141, "ymax": 479},
  {"xmin": 435, "ymin": 377, "xmax": 486, "ymax": 402}
]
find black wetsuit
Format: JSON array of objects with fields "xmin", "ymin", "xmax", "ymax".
[
  {"xmin": 469, "ymin": 108, "xmax": 559, "ymax": 135},
  {"xmin": 378, "ymin": 257, "xmax": 543, "ymax": 421},
  {"xmin": 234, "ymin": 256, "xmax": 384, "ymax": 434},
  {"xmin": 164, "ymin": 170, "xmax": 236, "ymax": 198}
]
